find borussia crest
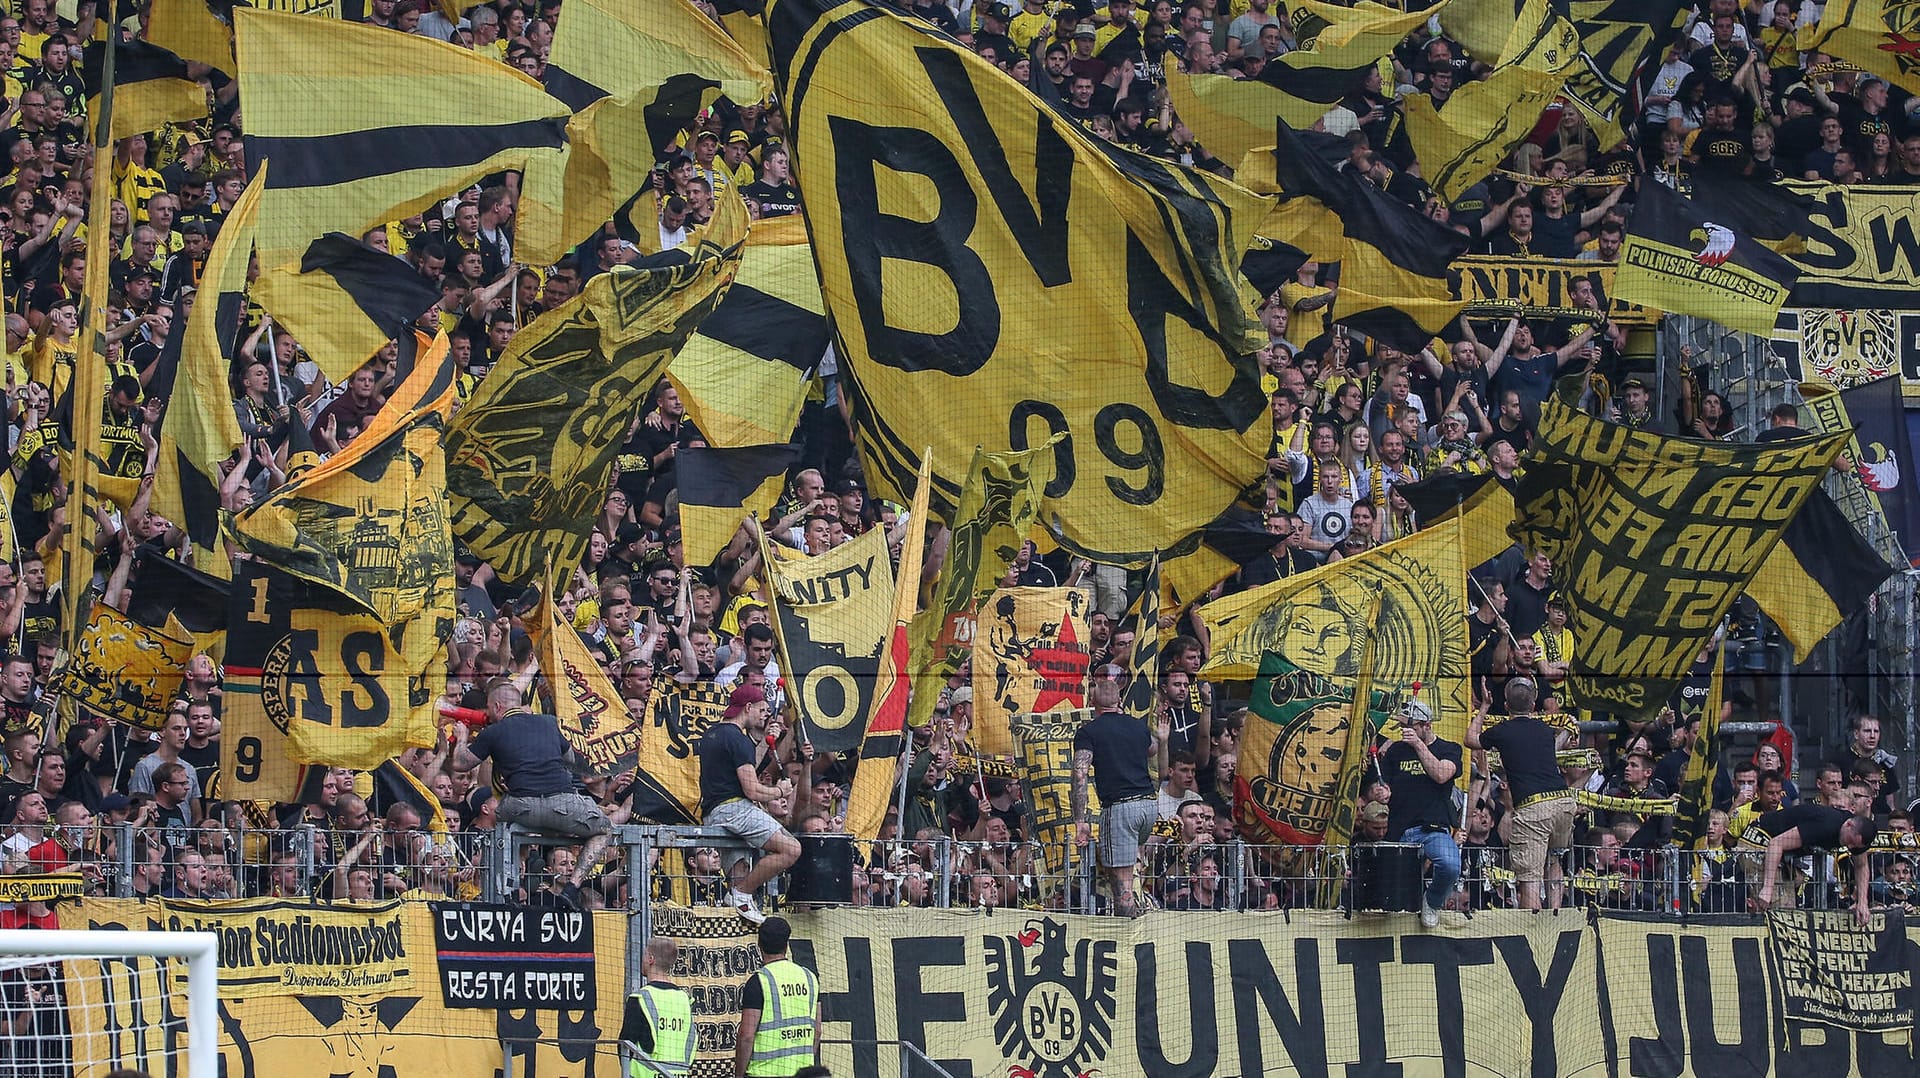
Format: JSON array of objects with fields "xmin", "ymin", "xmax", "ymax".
[{"xmin": 983, "ymin": 918, "xmax": 1117, "ymax": 1078}]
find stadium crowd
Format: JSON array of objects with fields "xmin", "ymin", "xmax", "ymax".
[{"xmin": 0, "ymin": 0, "xmax": 1898, "ymax": 953}]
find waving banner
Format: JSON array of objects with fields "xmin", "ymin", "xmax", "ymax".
[
  {"xmin": 767, "ymin": 0, "xmax": 1272, "ymax": 564},
  {"xmin": 1513, "ymin": 394, "xmax": 1848, "ymax": 718},
  {"xmin": 972, "ymin": 586, "xmax": 1093, "ymax": 757},
  {"xmin": 765, "ymin": 527, "xmax": 895, "ymax": 755}
]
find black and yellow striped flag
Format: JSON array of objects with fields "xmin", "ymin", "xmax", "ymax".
[
  {"xmin": 251, "ymin": 233, "xmax": 441, "ymax": 384},
  {"xmin": 668, "ymin": 214, "xmax": 824, "ymax": 448},
  {"xmin": 1614, "ymin": 181, "xmax": 1800, "ymax": 338},
  {"xmin": 373, "ymin": 759, "xmax": 451, "ymax": 841},
  {"xmin": 1161, "ymin": 504, "xmax": 1275, "ymax": 607},
  {"xmin": 1747, "ymin": 488, "xmax": 1898, "ymax": 661},
  {"xmin": 769, "ymin": 0, "xmax": 1272, "ymax": 565},
  {"xmin": 547, "ymin": 0, "xmax": 771, "ymax": 244},
  {"xmin": 1561, "ymin": 0, "xmax": 1691, "ymax": 149},
  {"xmin": 1166, "ymin": 0, "xmax": 1429, "ymax": 170},
  {"xmin": 678, "ymin": 443, "xmax": 799, "ymax": 568},
  {"xmin": 1121, "ymin": 556, "xmax": 1160, "ymax": 722},
  {"xmin": 1670, "ymin": 645, "xmax": 1725, "ymax": 850},
  {"xmin": 146, "ymin": 0, "xmax": 237, "ymax": 77},
  {"xmin": 1272, "ymin": 119, "xmax": 1467, "ymax": 351},
  {"xmin": 234, "ymin": 6, "xmax": 574, "ymax": 271},
  {"xmin": 1407, "ymin": 0, "xmax": 1578, "ymax": 202},
  {"xmin": 445, "ymin": 193, "xmax": 748, "ymax": 586},
  {"xmin": 153, "ymin": 167, "xmax": 256, "ymax": 560},
  {"xmin": 82, "ymin": 39, "xmax": 206, "ymax": 142}
]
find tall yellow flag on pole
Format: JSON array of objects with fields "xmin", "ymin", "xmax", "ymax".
[{"xmin": 845, "ymin": 452, "xmax": 931, "ymax": 842}]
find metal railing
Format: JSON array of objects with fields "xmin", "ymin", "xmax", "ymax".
[{"xmin": 29, "ymin": 820, "xmax": 1906, "ymax": 917}]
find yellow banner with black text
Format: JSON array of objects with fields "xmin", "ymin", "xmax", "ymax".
[
  {"xmin": 770, "ymin": 909, "xmax": 1920, "ymax": 1078},
  {"xmin": 59, "ymin": 898, "xmax": 628, "ymax": 1078}
]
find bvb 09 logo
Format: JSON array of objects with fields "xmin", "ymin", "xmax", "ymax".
[{"xmin": 985, "ymin": 918, "xmax": 1117, "ymax": 1078}]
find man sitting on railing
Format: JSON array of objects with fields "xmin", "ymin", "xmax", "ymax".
[
  {"xmin": 451, "ymin": 679, "xmax": 612, "ymax": 909},
  {"xmin": 1381, "ymin": 699, "xmax": 1461, "ymax": 929}
]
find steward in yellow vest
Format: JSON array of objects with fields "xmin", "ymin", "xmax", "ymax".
[
  {"xmin": 622, "ymin": 937, "xmax": 695, "ymax": 1078},
  {"xmin": 734, "ymin": 917, "xmax": 819, "ymax": 1078}
]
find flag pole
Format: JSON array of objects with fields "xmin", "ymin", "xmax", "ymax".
[{"xmin": 64, "ymin": 17, "xmax": 119, "ymax": 651}]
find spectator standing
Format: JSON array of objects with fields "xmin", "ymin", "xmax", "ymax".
[
  {"xmin": 1467, "ymin": 680, "xmax": 1573, "ymax": 910},
  {"xmin": 1073, "ymin": 678, "xmax": 1159, "ymax": 916}
]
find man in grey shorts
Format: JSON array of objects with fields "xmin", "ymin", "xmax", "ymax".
[
  {"xmin": 696, "ymin": 685, "xmax": 799, "ymax": 925},
  {"xmin": 453, "ymin": 679, "xmax": 611, "ymax": 906},
  {"xmin": 1072, "ymin": 678, "xmax": 1161, "ymax": 916}
]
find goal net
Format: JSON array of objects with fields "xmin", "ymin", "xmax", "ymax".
[{"xmin": 0, "ymin": 929, "xmax": 219, "ymax": 1078}]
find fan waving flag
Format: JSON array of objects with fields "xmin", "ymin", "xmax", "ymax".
[
  {"xmin": 1614, "ymin": 181, "xmax": 1800, "ymax": 338},
  {"xmin": 767, "ymin": 0, "xmax": 1272, "ymax": 566},
  {"xmin": 678, "ymin": 443, "xmax": 800, "ymax": 568}
]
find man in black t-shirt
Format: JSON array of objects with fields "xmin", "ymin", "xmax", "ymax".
[
  {"xmin": 741, "ymin": 144, "xmax": 801, "ymax": 219},
  {"xmin": 1072, "ymin": 678, "xmax": 1159, "ymax": 916},
  {"xmin": 1469, "ymin": 679, "xmax": 1573, "ymax": 910},
  {"xmin": 695, "ymin": 685, "xmax": 798, "ymax": 925},
  {"xmin": 1381, "ymin": 699, "xmax": 1463, "ymax": 926},
  {"xmin": 1739, "ymin": 802, "xmax": 1877, "ymax": 921},
  {"xmin": 453, "ymin": 679, "xmax": 611, "ymax": 907}
]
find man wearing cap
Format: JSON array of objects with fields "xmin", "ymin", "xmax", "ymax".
[
  {"xmin": 1383, "ymin": 698, "xmax": 1462, "ymax": 927},
  {"xmin": 1467, "ymin": 679, "xmax": 1574, "ymax": 910},
  {"xmin": 973, "ymin": 2, "xmax": 1018, "ymax": 62},
  {"xmin": 1355, "ymin": 800, "xmax": 1391, "ymax": 842},
  {"xmin": 697, "ymin": 685, "xmax": 799, "ymax": 925},
  {"xmin": 1072, "ymin": 677, "xmax": 1160, "ymax": 916},
  {"xmin": 719, "ymin": 131, "xmax": 757, "ymax": 189},
  {"xmin": 452, "ymin": 679, "xmax": 613, "ymax": 907},
  {"xmin": 1613, "ymin": 378, "xmax": 1656, "ymax": 430}
]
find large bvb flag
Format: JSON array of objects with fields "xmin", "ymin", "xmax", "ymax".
[
  {"xmin": 767, "ymin": 0, "xmax": 1273, "ymax": 565},
  {"xmin": 445, "ymin": 194, "xmax": 747, "ymax": 586},
  {"xmin": 1512, "ymin": 393, "xmax": 1847, "ymax": 719},
  {"xmin": 235, "ymin": 7, "xmax": 574, "ymax": 272},
  {"xmin": 1613, "ymin": 180, "xmax": 1800, "ymax": 338}
]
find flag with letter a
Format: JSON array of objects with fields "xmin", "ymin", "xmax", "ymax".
[
  {"xmin": 222, "ymin": 560, "xmax": 433, "ymax": 770},
  {"xmin": 767, "ymin": 0, "xmax": 1272, "ymax": 565}
]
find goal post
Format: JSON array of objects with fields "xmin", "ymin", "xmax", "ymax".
[{"xmin": 0, "ymin": 928, "xmax": 220, "ymax": 1078}]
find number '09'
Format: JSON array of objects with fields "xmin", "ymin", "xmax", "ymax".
[{"xmin": 1010, "ymin": 400, "xmax": 1164, "ymax": 506}]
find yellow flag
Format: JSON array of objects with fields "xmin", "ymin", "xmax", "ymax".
[
  {"xmin": 907, "ymin": 442, "xmax": 1058, "ymax": 730},
  {"xmin": 1166, "ymin": 0, "xmax": 1434, "ymax": 169},
  {"xmin": 1407, "ymin": 0, "xmax": 1579, "ymax": 202},
  {"xmin": 64, "ymin": 108, "xmax": 115, "ymax": 645},
  {"xmin": 548, "ymin": 0, "xmax": 771, "ymax": 244},
  {"xmin": 971, "ymin": 586, "xmax": 1093, "ymax": 757},
  {"xmin": 1805, "ymin": 0, "xmax": 1920, "ymax": 98},
  {"xmin": 445, "ymin": 193, "xmax": 746, "ymax": 586},
  {"xmin": 234, "ymin": 7, "xmax": 574, "ymax": 271},
  {"xmin": 147, "ymin": 0, "xmax": 238, "ymax": 75},
  {"xmin": 768, "ymin": 0, "xmax": 1272, "ymax": 565},
  {"xmin": 222, "ymin": 560, "xmax": 436, "ymax": 770},
  {"xmin": 525, "ymin": 580, "xmax": 639, "ymax": 777},
  {"xmin": 668, "ymin": 216, "xmax": 824, "ymax": 448},
  {"xmin": 764, "ymin": 526, "xmax": 896, "ymax": 754},
  {"xmin": 50, "ymin": 603, "xmax": 192, "ymax": 729},
  {"xmin": 154, "ymin": 167, "xmax": 256, "ymax": 563},
  {"xmin": 844, "ymin": 453, "xmax": 931, "ymax": 842}
]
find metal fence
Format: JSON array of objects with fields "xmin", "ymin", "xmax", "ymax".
[{"xmin": 24, "ymin": 820, "xmax": 1906, "ymax": 916}]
